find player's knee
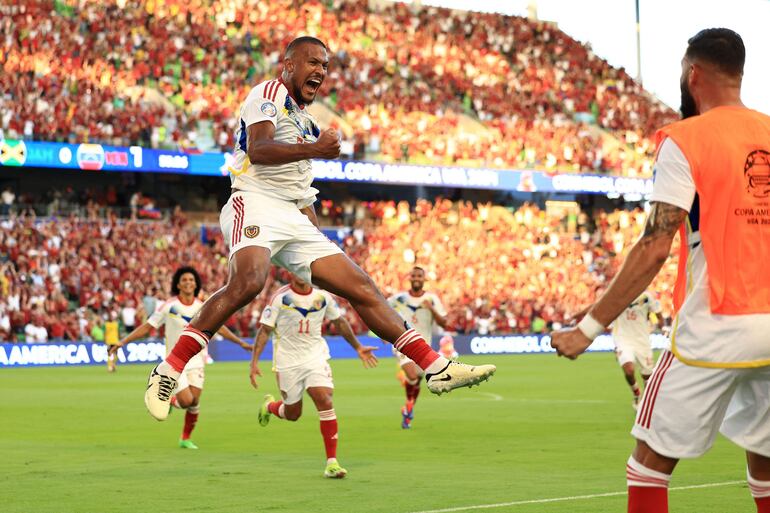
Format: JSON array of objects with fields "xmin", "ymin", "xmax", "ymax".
[
  {"xmin": 317, "ymin": 396, "xmax": 333, "ymax": 411},
  {"xmin": 284, "ymin": 410, "xmax": 301, "ymax": 421}
]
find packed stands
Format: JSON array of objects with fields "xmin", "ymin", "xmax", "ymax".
[
  {"xmin": 0, "ymin": 200, "xmax": 676, "ymax": 342},
  {"xmin": 0, "ymin": 0, "xmax": 676, "ymax": 176}
]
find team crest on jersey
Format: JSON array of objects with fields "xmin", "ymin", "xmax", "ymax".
[
  {"xmin": 244, "ymin": 225, "xmax": 260, "ymax": 238},
  {"xmin": 261, "ymin": 102, "xmax": 277, "ymax": 117}
]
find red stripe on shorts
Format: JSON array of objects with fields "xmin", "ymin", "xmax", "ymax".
[
  {"xmin": 232, "ymin": 197, "xmax": 244, "ymax": 247},
  {"xmin": 639, "ymin": 351, "xmax": 675, "ymax": 429}
]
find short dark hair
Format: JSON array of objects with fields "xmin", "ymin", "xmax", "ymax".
[
  {"xmin": 686, "ymin": 28, "xmax": 745, "ymax": 76},
  {"xmin": 411, "ymin": 266, "xmax": 425, "ymax": 274},
  {"xmin": 171, "ymin": 266, "xmax": 202, "ymax": 296},
  {"xmin": 284, "ymin": 36, "xmax": 327, "ymax": 59}
]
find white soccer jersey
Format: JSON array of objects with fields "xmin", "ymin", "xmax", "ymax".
[
  {"xmin": 611, "ymin": 291, "xmax": 661, "ymax": 346},
  {"xmin": 148, "ymin": 296, "xmax": 206, "ymax": 369},
  {"xmin": 229, "ymin": 79, "xmax": 321, "ymax": 207},
  {"xmin": 388, "ymin": 291, "xmax": 446, "ymax": 344},
  {"xmin": 259, "ymin": 285, "xmax": 341, "ymax": 371}
]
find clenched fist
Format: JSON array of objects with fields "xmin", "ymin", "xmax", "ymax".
[{"xmin": 313, "ymin": 128, "xmax": 341, "ymax": 159}]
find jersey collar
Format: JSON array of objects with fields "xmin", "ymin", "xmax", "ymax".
[
  {"xmin": 290, "ymin": 284, "xmax": 313, "ymax": 296},
  {"xmin": 278, "ymin": 77, "xmax": 305, "ymax": 110}
]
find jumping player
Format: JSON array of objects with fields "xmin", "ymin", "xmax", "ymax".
[
  {"xmin": 388, "ymin": 266, "xmax": 449, "ymax": 429},
  {"xmin": 551, "ymin": 29, "xmax": 770, "ymax": 513},
  {"xmin": 144, "ymin": 36, "xmax": 495, "ymax": 421},
  {"xmin": 249, "ymin": 274, "xmax": 378, "ymax": 478},
  {"xmin": 611, "ymin": 291, "xmax": 663, "ymax": 410},
  {"xmin": 111, "ymin": 267, "xmax": 252, "ymax": 448}
]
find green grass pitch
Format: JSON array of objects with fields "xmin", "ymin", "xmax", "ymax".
[{"xmin": 0, "ymin": 353, "xmax": 753, "ymax": 512}]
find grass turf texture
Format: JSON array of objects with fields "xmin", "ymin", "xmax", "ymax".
[{"xmin": 1, "ymin": 353, "xmax": 752, "ymax": 513}]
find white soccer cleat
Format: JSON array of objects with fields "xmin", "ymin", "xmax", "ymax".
[
  {"xmin": 144, "ymin": 365, "xmax": 178, "ymax": 421},
  {"xmin": 426, "ymin": 361, "xmax": 496, "ymax": 395}
]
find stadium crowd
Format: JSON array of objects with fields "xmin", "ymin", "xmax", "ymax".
[
  {"xmin": 0, "ymin": 199, "xmax": 676, "ymax": 342},
  {"xmin": 1, "ymin": 0, "xmax": 674, "ymax": 176}
]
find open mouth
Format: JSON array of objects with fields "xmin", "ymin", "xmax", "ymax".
[{"xmin": 305, "ymin": 78, "xmax": 322, "ymax": 93}]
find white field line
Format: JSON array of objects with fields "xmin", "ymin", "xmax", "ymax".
[{"xmin": 407, "ymin": 480, "xmax": 745, "ymax": 513}]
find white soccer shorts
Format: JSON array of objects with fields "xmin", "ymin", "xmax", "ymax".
[
  {"xmin": 177, "ymin": 366, "xmax": 205, "ymax": 392},
  {"xmin": 276, "ymin": 359, "xmax": 334, "ymax": 405},
  {"xmin": 615, "ymin": 338, "xmax": 655, "ymax": 376},
  {"xmin": 220, "ymin": 191, "xmax": 342, "ymax": 283},
  {"xmin": 632, "ymin": 350, "xmax": 770, "ymax": 459}
]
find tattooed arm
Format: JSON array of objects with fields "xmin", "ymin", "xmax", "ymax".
[
  {"xmin": 551, "ymin": 202, "xmax": 687, "ymax": 359},
  {"xmin": 589, "ymin": 202, "xmax": 687, "ymax": 327}
]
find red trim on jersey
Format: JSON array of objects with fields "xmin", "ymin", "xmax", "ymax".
[
  {"xmin": 268, "ymin": 285, "xmax": 291, "ymax": 304},
  {"xmin": 270, "ymin": 81, "xmax": 281, "ymax": 102},
  {"xmin": 177, "ymin": 295, "xmax": 195, "ymax": 307},
  {"xmin": 638, "ymin": 351, "xmax": 675, "ymax": 428},
  {"xmin": 289, "ymin": 284, "xmax": 313, "ymax": 296},
  {"xmin": 278, "ymin": 78, "xmax": 304, "ymax": 109},
  {"xmin": 264, "ymin": 80, "xmax": 277, "ymax": 101}
]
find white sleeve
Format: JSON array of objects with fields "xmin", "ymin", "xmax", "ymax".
[
  {"xmin": 430, "ymin": 294, "xmax": 447, "ymax": 317},
  {"xmin": 259, "ymin": 297, "xmax": 281, "ymax": 328},
  {"xmin": 242, "ymin": 85, "xmax": 286, "ymax": 128},
  {"xmin": 650, "ymin": 138, "xmax": 696, "ymax": 212},
  {"xmin": 323, "ymin": 293, "xmax": 342, "ymax": 321},
  {"xmin": 146, "ymin": 302, "xmax": 168, "ymax": 329}
]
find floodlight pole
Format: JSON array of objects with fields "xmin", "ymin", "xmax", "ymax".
[{"xmin": 635, "ymin": 0, "xmax": 642, "ymax": 84}]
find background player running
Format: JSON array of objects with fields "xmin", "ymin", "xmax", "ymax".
[
  {"xmin": 388, "ymin": 266, "xmax": 448, "ymax": 429},
  {"xmin": 110, "ymin": 267, "xmax": 252, "ymax": 449},
  {"xmin": 611, "ymin": 291, "xmax": 663, "ymax": 410},
  {"xmin": 145, "ymin": 36, "xmax": 495, "ymax": 421},
  {"xmin": 249, "ymin": 273, "xmax": 378, "ymax": 478}
]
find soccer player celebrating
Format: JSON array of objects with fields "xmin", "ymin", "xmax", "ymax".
[
  {"xmin": 611, "ymin": 291, "xmax": 663, "ymax": 410},
  {"xmin": 551, "ymin": 29, "xmax": 770, "ymax": 513},
  {"xmin": 110, "ymin": 267, "xmax": 252, "ymax": 449},
  {"xmin": 249, "ymin": 273, "xmax": 378, "ymax": 478},
  {"xmin": 388, "ymin": 266, "xmax": 449, "ymax": 429},
  {"xmin": 145, "ymin": 36, "xmax": 495, "ymax": 421}
]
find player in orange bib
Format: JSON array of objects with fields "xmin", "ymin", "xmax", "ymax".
[{"xmin": 551, "ymin": 28, "xmax": 770, "ymax": 513}]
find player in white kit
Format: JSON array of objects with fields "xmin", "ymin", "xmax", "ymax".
[
  {"xmin": 249, "ymin": 273, "xmax": 378, "ymax": 478},
  {"xmin": 111, "ymin": 267, "xmax": 251, "ymax": 448},
  {"xmin": 145, "ymin": 36, "xmax": 495, "ymax": 423},
  {"xmin": 388, "ymin": 267, "xmax": 448, "ymax": 429},
  {"xmin": 611, "ymin": 291, "xmax": 663, "ymax": 409},
  {"xmin": 551, "ymin": 29, "xmax": 770, "ymax": 513}
]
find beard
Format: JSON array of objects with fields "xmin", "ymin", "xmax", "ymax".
[{"xmin": 680, "ymin": 81, "xmax": 698, "ymax": 119}]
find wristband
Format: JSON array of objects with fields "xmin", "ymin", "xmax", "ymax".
[{"xmin": 577, "ymin": 313, "xmax": 605, "ymax": 341}]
